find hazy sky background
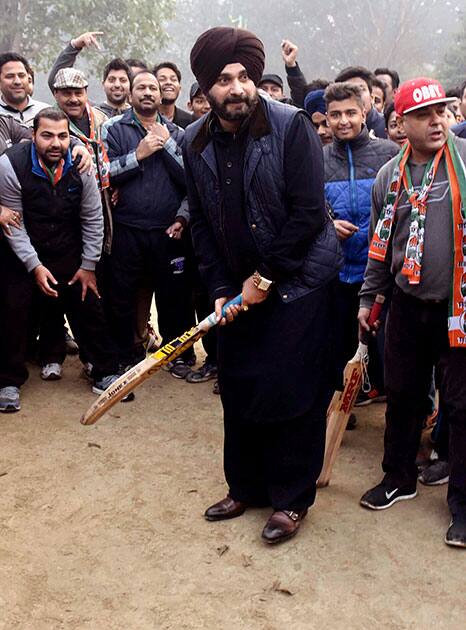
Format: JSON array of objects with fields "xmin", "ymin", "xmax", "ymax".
[{"xmin": 29, "ymin": 0, "xmax": 466, "ymax": 105}]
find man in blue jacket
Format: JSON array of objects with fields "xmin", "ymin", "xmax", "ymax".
[
  {"xmin": 324, "ymin": 82, "xmax": 398, "ymax": 402},
  {"xmin": 102, "ymin": 70, "xmax": 195, "ymax": 372}
]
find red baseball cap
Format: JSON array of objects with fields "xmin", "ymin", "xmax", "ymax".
[{"xmin": 394, "ymin": 77, "xmax": 456, "ymax": 116}]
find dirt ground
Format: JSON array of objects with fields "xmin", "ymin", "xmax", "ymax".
[{"xmin": 0, "ymin": 347, "xmax": 465, "ymax": 630}]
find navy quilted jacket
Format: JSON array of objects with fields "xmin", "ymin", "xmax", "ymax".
[
  {"xmin": 184, "ymin": 96, "xmax": 343, "ymax": 303},
  {"xmin": 324, "ymin": 127, "xmax": 398, "ymax": 283}
]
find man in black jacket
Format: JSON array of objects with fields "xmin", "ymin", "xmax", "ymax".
[
  {"xmin": 0, "ymin": 108, "xmax": 127, "ymax": 412},
  {"xmin": 102, "ymin": 70, "xmax": 195, "ymax": 372},
  {"xmin": 185, "ymin": 26, "xmax": 342, "ymax": 545}
]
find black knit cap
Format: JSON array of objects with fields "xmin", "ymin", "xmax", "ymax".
[{"xmin": 190, "ymin": 26, "xmax": 265, "ymax": 94}]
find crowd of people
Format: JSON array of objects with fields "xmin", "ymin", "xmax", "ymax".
[{"xmin": 0, "ymin": 26, "xmax": 465, "ymax": 549}]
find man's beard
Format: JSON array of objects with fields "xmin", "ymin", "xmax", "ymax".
[
  {"xmin": 108, "ymin": 92, "xmax": 127, "ymax": 106},
  {"xmin": 5, "ymin": 89, "xmax": 26, "ymax": 105},
  {"xmin": 42, "ymin": 147, "xmax": 67, "ymax": 166},
  {"xmin": 207, "ymin": 90, "xmax": 258, "ymax": 122},
  {"xmin": 161, "ymin": 96, "xmax": 176, "ymax": 106},
  {"xmin": 133, "ymin": 98, "xmax": 158, "ymax": 116}
]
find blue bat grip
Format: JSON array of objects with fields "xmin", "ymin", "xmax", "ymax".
[{"xmin": 221, "ymin": 294, "xmax": 242, "ymax": 316}]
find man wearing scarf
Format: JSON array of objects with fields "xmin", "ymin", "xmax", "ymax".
[
  {"xmin": 50, "ymin": 68, "xmax": 113, "ymax": 253},
  {"xmin": 358, "ymin": 78, "xmax": 466, "ymax": 548},
  {"xmin": 185, "ymin": 27, "xmax": 342, "ymax": 544},
  {"xmin": 0, "ymin": 108, "xmax": 126, "ymax": 412}
]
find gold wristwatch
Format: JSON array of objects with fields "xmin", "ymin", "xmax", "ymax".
[{"xmin": 252, "ymin": 270, "xmax": 273, "ymax": 292}]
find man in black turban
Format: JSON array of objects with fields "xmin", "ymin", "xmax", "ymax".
[
  {"xmin": 184, "ymin": 27, "xmax": 342, "ymax": 545},
  {"xmin": 190, "ymin": 26, "xmax": 265, "ymax": 95}
]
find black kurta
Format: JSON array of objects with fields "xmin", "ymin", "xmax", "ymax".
[
  {"xmin": 210, "ymin": 112, "xmax": 333, "ymax": 423},
  {"xmin": 186, "ymin": 99, "xmax": 335, "ymax": 510}
]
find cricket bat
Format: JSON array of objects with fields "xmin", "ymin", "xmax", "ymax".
[
  {"xmin": 317, "ymin": 295, "xmax": 385, "ymax": 487},
  {"xmin": 80, "ymin": 295, "xmax": 242, "ymax": 426}
]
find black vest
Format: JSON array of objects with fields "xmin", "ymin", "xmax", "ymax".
[{"xmin": 7, "ymin": 142, "xmax": 83, "ymax": 277}]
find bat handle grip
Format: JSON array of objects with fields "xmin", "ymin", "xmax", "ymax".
[
  {"xmin": 360, "ymin": 294, "xmax": 385, "ymax": 345},
  {"xmin": 221, "ymin": 294, "xmax": 242, "ymax": 317}
]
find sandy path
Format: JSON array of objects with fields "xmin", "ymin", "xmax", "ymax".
[{"xmin": 0, "ymin": 353, "xmax": 464, "ymax": 629}]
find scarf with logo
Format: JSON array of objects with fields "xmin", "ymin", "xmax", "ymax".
[
  {"xmin": 37, "ymin": 155, "xmax": 64, "ymax": 186},
  {"xmin": 369, "ymin": 135, "xmax": 466, "ymax": 348},
  {"xmin": 68, "ymin": 102, "xmax": 110, "ymax": 191}
]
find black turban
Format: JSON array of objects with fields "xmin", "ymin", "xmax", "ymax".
[{"xmin": 190, "ymin": 27, "xmax": 265, "ymax": 94}]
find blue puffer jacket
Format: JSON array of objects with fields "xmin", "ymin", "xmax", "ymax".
[{"xmin": 324, "ymin": 127, "xmax": 398, "ymax": 283}]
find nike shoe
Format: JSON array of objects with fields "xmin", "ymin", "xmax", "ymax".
[
  {"xmin": 445, "ymin": 518, "xmax": 466, "ymax": 548},
  {"xmin": 418, "ymin": 460, "xmax": 449, "ymax": 486},
  {"xmin": 40, "ymin": 363, "xmax": 63, "ymax": 381},
  {"xmin": 0, "ymin": 386, "xmax": 20, "ymax": 413},
  {"xmin": 360, "ymin": 481, "xmax": 417, "ymax": 510},
  {"xmin": 355, "ymin": 388, "xmax": 387, "ymax": 407},
  {"xmin": 92, "ymin": 374, "xmax": 135, "ymax": 402}
]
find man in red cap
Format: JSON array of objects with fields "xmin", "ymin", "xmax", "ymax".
[
  {"xmin": 184, "ymin": 26, "xmax": 342, "ymax": 544},
  {"xmin": 358, "ymin": 77, "xmax": 466, "ymax": 548}
]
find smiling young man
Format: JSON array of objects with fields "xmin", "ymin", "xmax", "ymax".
[
  {"xmin": 0, "ymin": 53, "xmax": 49, "ymax": 126},
  {"xmin": 187, "ymin": 81, "xmax": 211, "ymax": 121},
  {"xmin": 358, "ymin": 78, "xmax": 466, "ymax": 548},
  {"xmin": 153, "ymin": 62, "xmax": 192, "ymax": 129},
  {"xmin": 334, "ymin": 66, "xmax": 386, "ymax": 138},
  {"xmin": 0, "ymin": 108, "xmax": 127, "ymax": 412},
  {"xmin": 99, "ymin": 58, "xmax": 132, "ymax": 118},
  {"xmin": 184, "ymin": 27, "xmax": 342, "ymax": 545},
  {"xmin": 323, "ymin": 83, "xmax": 398, "ymax": 404}
]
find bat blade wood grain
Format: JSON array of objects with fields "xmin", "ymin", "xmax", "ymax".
[{"xmin": 317, "ymin": 350, "xmax": 365, "ymax": 488}]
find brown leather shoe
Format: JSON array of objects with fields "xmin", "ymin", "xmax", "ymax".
[
  {"xmin": 204, "ymin": 495, "xmax": 247, "ymax": 521},
  {"xmin": 261, "ymin": 509, "xmax": 308, "ymax": 544}
]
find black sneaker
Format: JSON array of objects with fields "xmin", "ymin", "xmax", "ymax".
[
  {"xmin": 360, "ymin": 481, "xmax": 417, "ymax": 510},
  {"xmin": 186, "ymin": 362, "xmax": 218, "ymax": 383},
  {"xmin": 92, "ymin": 374, "xmax": 135, "ymax": 402},
  {"xmin": 169, "ymin": 358, "xmax": 193, "ymax": 379},
  {"xmin": 418, "ymin": 460, "xmax": 449, "ymax": 486},
  {"xmin": 445, "ymin": 518, "xmax": 466, "ymax": 548}
]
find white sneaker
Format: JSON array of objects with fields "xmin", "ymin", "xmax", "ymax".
[{"xmin": 40, "ymin": 363, "xmax": 62, "ymax": 381}]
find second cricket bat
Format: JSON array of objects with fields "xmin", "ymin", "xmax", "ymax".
[{"xmin": 317, "ymin": 295, "xmax": 385, "ymax": 487}]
